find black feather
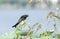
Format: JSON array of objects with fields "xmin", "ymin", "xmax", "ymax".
[
  {"xmin": 12, "ymin": 15, "xmax": 28, "ymax": 28},
  {"xmin": 12, "ymin": 22, "xmax": 20, "ymax": 28}
]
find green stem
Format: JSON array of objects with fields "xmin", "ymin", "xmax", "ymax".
[{"xmin": 53, "ymin": 14, "xmax": 60, "ymax": 20}]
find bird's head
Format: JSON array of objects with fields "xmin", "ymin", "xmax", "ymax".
[
  {"xmin": 21, "ymin": 15, "xmax": 28, "ymax": 18},
  {"xmin": 23, "ymin": 15, "xmax": 28, "ymax": 18},
  {"xmin": 20, "ymin": 15, "xmax": 29, "ymax": 20}
]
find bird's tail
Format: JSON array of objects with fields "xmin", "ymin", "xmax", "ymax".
[{"xmin": 12, "ymin": 22, "xmax": 19, "ymax": 28}]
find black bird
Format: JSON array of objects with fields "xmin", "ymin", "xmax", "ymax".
[{"xmin": 12, "ymin": 15, "xmax": 28, "ymax": 28}]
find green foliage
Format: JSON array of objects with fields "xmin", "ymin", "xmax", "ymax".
[{"xmin": 56, "ymin": 34, "xmax": 60, "ymax": 39}]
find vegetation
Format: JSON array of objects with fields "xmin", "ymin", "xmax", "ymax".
[{"xmin": 0, "ymin": 11, "xmax": 60, "ymax": 39}]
